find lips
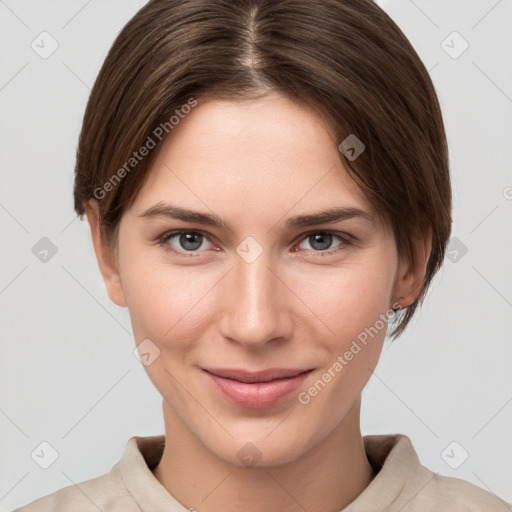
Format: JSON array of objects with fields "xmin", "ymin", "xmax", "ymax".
[
  {"xmin": 203, "ymin": 367, "xmax": 313, "ymax": 409},
  {"xmin": 205, "ymin": 368, "xmax": 310, "ymax": 383}
]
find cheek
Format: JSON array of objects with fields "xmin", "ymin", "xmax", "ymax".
[
  {"xmin": 295, "ymin": 267, "xmax": 394, "ymax": 415},
  {"xmin": 303, "ymin": 260, "xmax": 396, "ymax": 342},
  {"xmin": 120, "ymin": 252, "xmax": 216, "ymax": 349}
]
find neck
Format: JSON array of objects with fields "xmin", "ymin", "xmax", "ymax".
[{"xmin": 153, "ymin": 396, "xmax": 375, "ymax": 512}]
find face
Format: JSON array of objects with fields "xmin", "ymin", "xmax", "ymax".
[{"xmin": 90, "ymin": 93, "xmax": 417, "ymax": 467}]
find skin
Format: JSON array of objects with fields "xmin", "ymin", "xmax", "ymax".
[{"xmin": 84, "ymin": 92, "xmax": 431, "ymax": 512}]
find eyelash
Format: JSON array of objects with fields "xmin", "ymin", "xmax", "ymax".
[{"xmin": 157, "ymin": 230, "xmax": 352, "ymax": 258}]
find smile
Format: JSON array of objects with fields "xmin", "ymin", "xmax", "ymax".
[{"xmin": 203, "ymin": 368, "xmax": 314, "ymax": 409}]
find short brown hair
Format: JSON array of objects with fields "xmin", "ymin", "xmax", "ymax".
[{"xmin": 73, "ymin": 0, "xmax": 452, "ymax": 339}]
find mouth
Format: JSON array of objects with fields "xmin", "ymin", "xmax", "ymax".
[{"xmin": 202, "ymin": 367, "xmax": 314, "ymax": 409}]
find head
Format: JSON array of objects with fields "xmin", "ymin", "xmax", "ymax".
[{"xmin": 75, "ymin": 0, "xmax": 451, "ymax": 466}]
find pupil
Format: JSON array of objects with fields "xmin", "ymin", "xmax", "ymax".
[
  {"xmin": 310, "ymin": 233, "xmax": 332, "ymax": 251},
  {"xmin": 180, "ymin": 233, "xmax": 202, "ymax": 251}
]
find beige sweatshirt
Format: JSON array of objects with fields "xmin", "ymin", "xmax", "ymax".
[{"xmin": 14, "ymin": 433, "xmax": 511, "ymax": 511}]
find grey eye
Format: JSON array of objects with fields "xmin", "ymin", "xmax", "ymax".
[{"xmin": 299, "ymin": 233, "xmax": 344, "ymax": 252}]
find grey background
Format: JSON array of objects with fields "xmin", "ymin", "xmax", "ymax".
[{"xmin": 1, "ymin": 0, "xmax": 511, "ymax": 509}]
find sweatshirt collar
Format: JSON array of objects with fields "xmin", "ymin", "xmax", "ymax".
[{"xmin": 120, "ymin": 433, "xmax": 429, "ymax": 512}]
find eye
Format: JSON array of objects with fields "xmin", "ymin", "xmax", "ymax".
[
  {"xmin": 158, "ymin": 230, "xmax": 351, "ymax": 257},
  {"xmin": 295, "ymin": 231, "xmax": 350, "ymax": 256},
  {"xmin": 158, "ymin": 230, "xmax": 214, "ymax": 256}
]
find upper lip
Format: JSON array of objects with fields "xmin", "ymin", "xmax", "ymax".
[{"xmin": 203, "ymin": 368, "xmax": 312, "ymax": 383}]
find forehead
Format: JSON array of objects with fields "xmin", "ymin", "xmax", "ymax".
[{"xmin": 129, "ymin": 94, "xmax": 384, "ymax": 230}]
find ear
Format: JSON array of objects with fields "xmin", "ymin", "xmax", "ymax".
[
  {"xmin": 392, "ymin": 225, "xmax": 432, "ymax": 309},
  {"xmin": 82, "ymin": 199, "xmax": 128, "ymax": 308}
]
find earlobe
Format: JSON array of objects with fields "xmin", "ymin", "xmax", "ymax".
[
  {"xmin": 392, "ymin": 226, "xmax": 432, "ymax": 309},
  {"xmin": 82, "ymin": 199, "xmax": 128, "ymax": 308}
]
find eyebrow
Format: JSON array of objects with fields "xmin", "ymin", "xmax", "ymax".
[{"xmin": 137, "ymin": 202, "xmax": 373, "ymax": 231}]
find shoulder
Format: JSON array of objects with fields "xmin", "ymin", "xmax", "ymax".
[
  {"xmin": 362, "ymin": 434, "xmax": 512, "ymax": 512},
  {"xmin": 13, "ymin": 463, "xmax": 139, "ymax": 512},
  {"xmin": 413, "ymin": 472, "xmax": 512, "ymax": 511}
]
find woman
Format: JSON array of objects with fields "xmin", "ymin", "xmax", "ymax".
[{"xmin": 15, "ymin": 0, "xmax": 511, "ymax": 510}]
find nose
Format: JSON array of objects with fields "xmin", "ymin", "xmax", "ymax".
[{"xmin": 218, "ymin": 248, "xmax": 291, "ymax": 350}]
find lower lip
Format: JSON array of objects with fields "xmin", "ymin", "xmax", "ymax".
[{"xmin": 204, "ymin": 370, "xmax": 312, "ymax": 409}]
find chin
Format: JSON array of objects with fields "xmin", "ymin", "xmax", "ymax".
[{"xmin": 206, "ymin": 424, "xmax": 316, "ymax": 469}]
